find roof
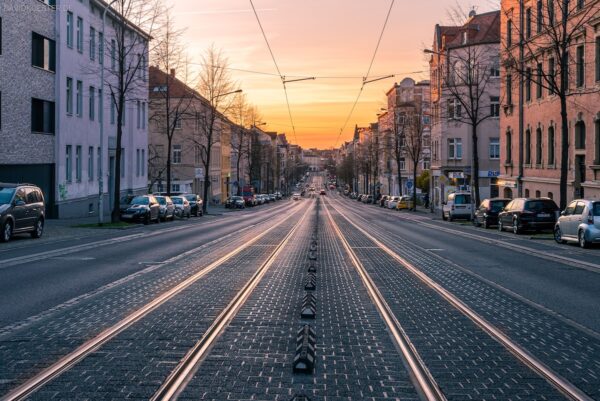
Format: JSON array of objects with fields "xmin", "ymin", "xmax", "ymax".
[
  {"xmin": 434, "ymin": 10, "xmax": 500, "ymax": 51},
  {"xmin": 149, "ymin": 66, "xmax": 203, "ymax": 100}
]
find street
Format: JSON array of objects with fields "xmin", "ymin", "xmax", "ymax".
[{"xmin": 0, "ymin": 175, "xmax": 598, "ymax": 401}]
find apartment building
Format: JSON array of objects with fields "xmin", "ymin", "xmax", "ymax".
[
  {"xmin": 0, "ymin": 0, "xmax": 57, "ymax": 216},
  {"xmin": 499, "ymin": 0, "xmax": 600, "ymax": 204},
  {"xmin": 429, "ymin": 10, "xmax": 502, "ymax": 210}
]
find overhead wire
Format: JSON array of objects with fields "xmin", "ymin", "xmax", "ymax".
[{"xmin": 334, "ymin": 0, "xmax": 395, "ymax": 148}]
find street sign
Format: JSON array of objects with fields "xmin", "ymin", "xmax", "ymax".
[
  {"xmin": 406, "ymin": 180, "xmax": 413, "ymax": 190},
  {"xmin": 195, "ymin": 167, "xmax": 204, "ymax": 179}
]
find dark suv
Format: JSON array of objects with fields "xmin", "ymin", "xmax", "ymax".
[
  {"xmin": 498, "ymin": 198, "xmax": 560, "ymax": 234},
  {"xmin": 120, "ymin": 195, "xmax": 161, "ymax": 224},
  {"xmin": 0, "ymin": 183, "xmax": 46, "ymax": 242}
]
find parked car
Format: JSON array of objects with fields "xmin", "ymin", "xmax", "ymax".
[
  {"xmin": 320, "ymin": 189, "xmax": 326, "ymax": 195},
  {"xmin": 155, "ymin": 195, "xmax": 175, "ymax": 221},
  {"xmin": 293, "ymin": 193, "xmax": 301, "ymax": 201},
  {"xmin": 226, "ymin": 196, "xmax": 246, "ymax": 209},
  {"xmin": 386, "ymin": 196, "xmax": 400, "ymax": 209},
  {"xmin": 269, "ymin": 194, "xmax": 277, "ymax": 202},
  {"xmin": 473, "ymin": 198, "xmax": 511, "ymax": 229},
  {"xmin": 119, "ymin": 194, "xmax": 136, "ymax": 214},
  {"xmin": 554, "ymin": 199, "xmax": 600, "ymax": 248},
  {"xmin": 363, "ymin": 194, "xmax": 374, "ymax": 204},
  {"xmin": 379, "ymin": 195, "xmax": 389, "ymax": 207},
  {"xmin": 120, "ymin": 195, "xmax": 161, "ymax": 224},
  {"xmin": 182, "ymin": 194, "xmax": 203, "ymax": 216},
  {"xmin": 442, "ymin": 192, "xmax": 472, "ymax": 221},
  {"xmin": 396, "ymin": 196, "xmax": 414, "ymax": 210},
  {"xmin": 171, "ymin": 196, "xmax": 191, "ymax": 218},
  {"xmin": 498, "ymin": 198, "xmax": 559, "ymax": 234},
  {"xmin": 276, "ymin": 192, "xmax": 283, "ymax": 200},
  {"xmin": 0, "ymin": 183, "xmax": 46, "ymax": 242}
]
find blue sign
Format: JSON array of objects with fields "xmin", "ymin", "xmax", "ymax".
[{"xmin": 406, "ymin": 180, "xmax": 413, "ymax": 189}]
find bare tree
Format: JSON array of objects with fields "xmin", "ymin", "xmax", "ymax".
[
  {"xmin": 501, "ymin": 0, "xmax": 600, "ymax": 209},
  {"xmin": 228, "ymin": 95, "xmax": 253, "ymax": 195},
  {"xmin": 404, "ymin": 111, "xmax": 427, "ymax": 210},
  {"xmin": 392, "ymin": 113, "xmax": 408, "ymax": 196},
  {"xmin": 149, "ymin": 7, "xmax": 194, "ymax": 196},
  {"xmin": 104, "ymin": 0, "xmax": 161, "ymax": 222},
  {"xmin": 192, "ymin": 46, "xmax": 239, "ymax": 213}
]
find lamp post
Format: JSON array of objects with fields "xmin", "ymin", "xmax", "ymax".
[{"xmin": 98, "ymin": 0, "xmax": 118, "ymax": 225}]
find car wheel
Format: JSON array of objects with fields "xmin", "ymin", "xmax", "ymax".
[
  {"xmin": 155, "ymin": 214, "xmax": 160, "ymax": 224},
  {"xmin": 143, "ymin": 214, "xmax": 150, "ymax": 225},
  {"xmin": 31, "ymin": 218, "xmax": 44, "ymax": 238},
  {"xmin": 554, "ymin": 226, "xmax": 566, "ymax": 244},
  {"xmin": 482, "ymin": 219, "xmax": 489, "ymax": 229},
  {"xmin": 579, "ymin": 230, "xmax": 590, "ymax": 249},
  {"xmin": 448, "ymin": 213, "xmax": 454, "ymax": 222},
  {"xmin": 512, "ymin": 218, "xmax": 520, "ymax": 234},
  {"xmin": 1, "ymin": 221, "xmax": 13, "ymax": 242},
  {"xmin": 498, "ymin": 220, "xmax": 504, "ymax": 232}
]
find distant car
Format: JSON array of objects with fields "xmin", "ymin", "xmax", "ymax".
[
  {"xmin": 498, "ymin": 198, "xmax": 559, "ymax": 234},
  {"xmin": 442, "ymin": 192, "xmax": 472, "ymax": 221},
  {"xmin": 293, "ymin": 193, "xmax": 300, "ymax": 201},
  {"xmin": 473, "ymin": 198, "xmax": 511, "ymax": 229},
  {"xmin": 363, "ymin": 194, "xmax": 373, "ymax": 204},
  {"xmin": 155, "ymin": 195, "xmax": 175, "ymax": 221},
  {"xmin": 269, "ymin": 194, "xmax": 277, "ymax": 202},
  {"xmin": 226, "ymin": 196, "xmax": 246, "ymax": 209},
  {"xmin": 386, "ymin": 196, "xmax": 400, "ymax": 209},
  {"xmin": 554, "ymin": 199, "xmax": 600, "ymax": 248},
  {"xmin": 396, "ymin": 196, "xmax": 414, "ymax": 210},
  {"xmin": 379, "ymin": 195, "xmax": 389, "ymax": 207},
  {"xmin": 120, "ymin": 195, "xmax": 161, "ymax": 224},
  {"xmin": 171, "ymin": 196, "xmax": 191, "ymax": 218},
  {"xmin": 0, "ymin": 183, "xmax": 46, "ymax": 242},
  {"xmin": 320, "ymin": 189, "xmax": 326, "ymax": 196},
  {"xmin": 276, "ymin": 192, "xmax": 283, "ymax": 200},
  {"xmin": 182, "ymin": 194, "xmax": 203, "ymax": 216}
]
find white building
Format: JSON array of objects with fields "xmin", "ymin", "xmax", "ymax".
[{"xmin": 55, "ymin": 0, "xmax": 149, "ymax": 218}]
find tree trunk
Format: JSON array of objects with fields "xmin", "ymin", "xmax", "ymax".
[
  {"xmin": 471, "ymin": 123, "xmax": 481, "ymax": 207},
  {"xmin": 559, "ymin": 95, "xmax": 569, "ymax": 210},
  {"xmin": 202, "ymin": 145, "xmax": 211, "ymax": 214},
  {"xmin": 412, "ymin": 162, "xmax": 418, "ymax": 211},
  {"xmin": 396, "ymin": 155, "xmax": 403, "ymax": 196},
  {"xmin": 111, "ymin": 96, "xmax": 124, "ymax": 223},
  {"xmin": 166, "ymin": 135, "xmax": 172, "ymax": 196}
]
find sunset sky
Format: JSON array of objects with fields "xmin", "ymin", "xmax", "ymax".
[{"xmin": 167, "ymin": 0, "xmax": 496, "ymax": 149}]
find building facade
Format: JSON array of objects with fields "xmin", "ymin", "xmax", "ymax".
[
  {"xmin": 499, "ymin": 0, "xmax": 600, "ymax": 204},
  {"xmin": 429, "ymin": 10, "xmax": 502, "ymax": 211}
]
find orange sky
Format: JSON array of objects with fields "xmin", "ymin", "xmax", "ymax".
[{"xmin": 168, "ymin": 0, "xmax": 496, "ymax": 149}]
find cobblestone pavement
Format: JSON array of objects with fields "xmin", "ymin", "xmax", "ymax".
[
  {"xmin": 325, "ymin": 201, "xmax": 567, "ymax": 401},
  {"xmin": 0, "ymin": 204, "xmax": 304, "ymax": 397},
  {"xmin": 178, "ymin": 201, "xmax": 421, "ymax": 401},
  {"xmin": 328, "ymin": 197, "xmax": 600, "ymax": 400}
]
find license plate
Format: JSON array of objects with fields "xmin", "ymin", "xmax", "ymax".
[
  {"xmin": 538, "ymin": 213, "xmax": 550, "ymax": 218},
  {"xmin": 122, "ymin": 214, "xmax": 133, "ymax": 219}
]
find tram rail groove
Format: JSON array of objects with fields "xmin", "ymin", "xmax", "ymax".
[
  {"xmin": 150, "ymin": 204, "xmax": 313, "ymax": 401},
  {"xmin": 0, "ymin": 203, "xmax": 307, "ymax": 401},
  {"xmin": 323, "ymin": 202, "xmax": 446, "ymax": 401},
  {"xmin": 325, "ymin": 198, "xmax": 594, "ymax": 401}
]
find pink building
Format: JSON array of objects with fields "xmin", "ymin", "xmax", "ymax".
[{"xmin": 499, "ymin": 0, "xmax": 600, "ymax": 205}]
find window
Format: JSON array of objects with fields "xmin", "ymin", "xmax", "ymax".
[
  {"xmin": 576, "ymin": 45, "xmax": 585, "ymax": 87},
  {"xmin": 536, "ymin": 63, "xmax": 543, "ymax": 99},
  {"xmin": 97, "ymin": 148, "xmax": 101, "ymax": 179},
  {"xmin": 89, "ymin": 27, "xmax": 96, "ymax": 60},
  {"xmin": 536, "ymin": 128, "xmax": 543, "ymax": 165},
  {"xmin": 66, "ymin": 145, "xmax": 72, "ymax": 182},
  {"xmin": 596, "ymin": 120, "xmax": 600, "ymax": 164},
  {"xmin": 490, "ymin": 57, "xmax": 500, "ymax": 77},
  {"xmin": 31, "ymin": 98, "xmax": 55, "ymax": 134},
  {"xmin": 76, "ymin": 80, "xmax": 83, "ymax": 117},
  {"xmin": 548, "ymin": 57, "xmax": 556, "ymax": 93},
  {"xmin": 575, "ymin": 121, "xmax": 586, "ymax": 149},
  {"xmin": 507, "ymin": 19, "xmax": 513, "ymax": 47},
  {"xmin": 548, "ymin": 126, "xmax": 555, "ymax": 165},
  {"xmin": 88, "ymin": 147, "xmax": 94, "ymax": 181},
  {"xmin": 76, "ymin": 146, "xmax": 82, "ymax": 181},
  {"xmin": 76, "ymin": 17, "xmax": 83, "ymax": 53},
  {"xmin": 89, "ymin": 86, "xmax": 95, "ymax": 121},
  {"xmin": 577, "ymin": 0, "xmax": 585, "ymax": 10},
  {"xmin": 174, "ymin": 116, "xmax": 182, "ymax": 129},
  {"xmin": 173, "ymin": 145, "xmax": 182, "ymax": 164},
  {"xmin": 141, "ymin": 149, "xmax": 145, "ymax": 176},
  {"xmin": 448, "ymin": 98, "xmax": 461, "ymax": 119},
  {"xmin": 490, "ymin": 96, "xmax": 500, "ymax": 117},
  {"xmin": 172, "ymin": 184, "xmax": 180, "ymax": 193},
  {"xmin": 448, "ymin": 138, "xmax": 462, "ymax": 160},
  {"xmin": 32, "ymin": 32, "xmax": 56, "ymax": 72},
  {"xmin": 111, "ymin": 39, "xmax": 116, "ymax": 71},
  {"xmin": 142, "ymin": 102, "xmax": 146, "ymax": 129},
  {"xmin": 526, "ymin": 8, "xmax": 532, "ymax": 38},
  {"xmin": 506, "ymin": 74, "xmax": 512, "ymax": 105},
  {"xmin": 596, "ymin": 36, "xmax": 600, "ymax": 82},
  {"xmin": 136, "ymin": 149, "xmax": 140, "ymax": 176},
  {"xmin": 98, "ymin": 32, "xmax": 104, "ymax": 64},
  {"xmin": 489, "ymin": 138, "xmax": 500, "ymax": 159},
  {"xmin": 66, "ymin": 12, "xmax": 74, "ymax": 48},
  {"xmin": 537, "ymin": 0, "xmax": 543, "ymax": 33},
  {"xmin": 399, "ymin": 157, "xmax": 406, "ymax": 171},
  {"xmin": 526, "ymin": 67, "xmax": 532, "ymax": 101},
  {"xmin": 548, "ymin": 0, "xmax": 555, "ymax": 25},
  {"xmin": 525, "ymin": 129, "xmax": 531, "ymax": 164},
  {"xmin": 506, "ymin": 131, "xmax": 512, "ymax": 163},
  {"xmin": 66, "ymin": 77, "xmax": 73, "ymax": 115},
  {"xmin": 536, "ymin": 190, "xmax": 541, "ymax": 198},
  {"xmin": 136, "ymin": 101, "xmax": 141, "ymax": 129}
]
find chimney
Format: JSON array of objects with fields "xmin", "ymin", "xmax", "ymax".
[{"xmin": 170, "ymin": 68, "xmax": 175, "ymax": 77}]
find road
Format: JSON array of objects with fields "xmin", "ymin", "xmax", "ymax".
[{"xmin": 0, "ymin": 177, "xmax": 598, "ymax": 401}]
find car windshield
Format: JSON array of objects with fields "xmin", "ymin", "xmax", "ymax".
[
  {"xmin": 490, "ymin": 200, "xmax": 508, "ymax": 212},
  {"xmin": 172, "ymin": 197, "xmax": 182, "ymax": 204},
  {"xmin": 592, "ymin": 202, "xmax": 600, "ymax": 217},
  {"xmin": 184, "ymin": 195, "xmax": 196, "ymax": 201},
  {"xmin": 525, "ymin": 200, "xmax": 557, "ymax": 212},
  {"xmin": 131, "ymin": 196, "xmax": 149, "ymax": 205},
  {"xmin": 0, "ymin": 188, "xmax": 16, "ymax": 205},
  {"xmin": 156, "ymin": 197, "xmax": 166, "ymax": 205},
  {"xmin": 454, "ymin": 195, "xmax": 471, "ymax": 205}
]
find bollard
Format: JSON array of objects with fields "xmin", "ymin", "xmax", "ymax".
[
  {"xmin": 293, "ymin": 325, "xmax": 316, "ymax": 374},
  {"xmin": 300, "ymin": 293, "xmax": 316, "ymax": 319}
]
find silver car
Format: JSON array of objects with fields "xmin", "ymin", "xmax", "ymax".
[
  {"xmin": 554, "ymin": 199, "xmax": 600, "ymax": 248},
  {"xmin": 171, "ymin": 196, "xmax": 191, "ymax": 219},
  {"xmin": 155, "ymin": 195, "xmax": 175, "ymax": 221}
]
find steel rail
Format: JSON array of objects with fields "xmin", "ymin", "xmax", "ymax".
[
  {"xmin": 326, "ymin": 198, "xmax": 594, "ymax": 401},
  {"xmin": 1, "ymin": 202, "xmax": 307, "ymax": 401},
  {"xmin": 323, "ymin": 202, "xmax": 447, "ymax": 401},
  {"xmin": 151, "ymin": 203, "xmax": 312, "ymax": 401}
]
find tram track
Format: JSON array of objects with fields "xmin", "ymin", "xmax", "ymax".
[
  {"xmin": 323, "ymin": 198, "xmax": 593, "ymax": 401},
  {"xmin": 1, "ymin": 202, "xmax": 310, "ymax": 401}
]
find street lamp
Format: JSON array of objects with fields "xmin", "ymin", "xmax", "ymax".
[
  {"xmin": 98, "ymin": 0, "xmax": 118, "ymax": 225},
  {"xmin": 214, "ymin": 89, "xmax": 242, "ymax": 100}
]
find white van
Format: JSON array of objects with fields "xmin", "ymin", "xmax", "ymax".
[{"xmin": 442, "ymin": 192, "xmax": 472, "ymax": 221}]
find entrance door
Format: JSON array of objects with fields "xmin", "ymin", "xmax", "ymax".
[{"xmin": 575, "ymin": 155, "xmax": 586, "ymax": 199}]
